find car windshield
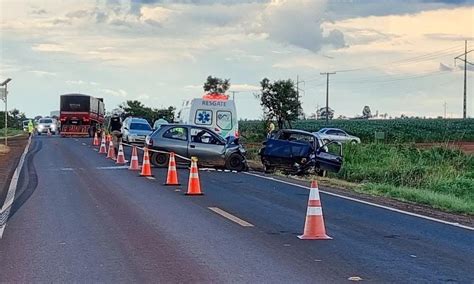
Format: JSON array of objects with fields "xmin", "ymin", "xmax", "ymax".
[
  {"xmin": 130, "ymin": 122, "xmax": 151, "ymax": 131},
  {"xmin": 39, "ymin": 119, "xmax": 53, "ymax": 124}
]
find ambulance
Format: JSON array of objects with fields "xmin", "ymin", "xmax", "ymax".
[{"xmin": 176, "ymin": 93, "xmax": 239, "ymax": 138}]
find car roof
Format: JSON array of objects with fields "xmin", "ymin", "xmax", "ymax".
[
  {"xmin": 279, "ymin": 129, "xmax": 316, "ymax": 136},
  {"xmin": 129, "ymin": 118, "xmax": 149, "ymax": 123},
  {"xmin": 321, "ymin": 128, "xmax": 344, "ymax": 131}
]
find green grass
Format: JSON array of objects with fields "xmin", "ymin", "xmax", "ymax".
[
  {"xmin": 0, "ymin": 128, "xmax": 25, "ymax": 137},
  {"xmin": 328, "ymin": 144, "xmax": 474, "ymax": 214}
]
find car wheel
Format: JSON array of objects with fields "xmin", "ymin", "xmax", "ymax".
[
  {"xmin": 225, "ymin": 153, "xmax": 246, "ymax": 171},
  {"xmin": 151, "ymin": 152, "xmax": 169, "ymax": 167},
  {"xmin": 351, "ymin": 140, "xmax": 358, "ymax": 144}
]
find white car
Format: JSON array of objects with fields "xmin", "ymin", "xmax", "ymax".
[
  {"xmin": 314, "ymin": 128, "xmax": 361, "ymax": 144},
  {"xmin": 121, "ymin": 117, "xmax": 153, "ymax": 144},
  {"xmin": 36, "ymin": 118, "xmax": 59, "ymax": 135}
]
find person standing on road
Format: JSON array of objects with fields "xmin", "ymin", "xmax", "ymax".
[
  {"xmin": 27, "ymin": 120, "xmax": 34, "ymax": 137},
  {"xmin": 109, "ymin": 114, "xmax": 122, "ymax": 153}
]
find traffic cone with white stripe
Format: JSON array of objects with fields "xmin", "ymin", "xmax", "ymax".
[
  {"xmin": 298, "ymin": 180, "xmax": 332, "ymax": 240},
  {"xmin": 107, "ymin": 140, "xmax": 116, "ymax": 160},
  {"xmin": 93, "ymin": 132, "xmax": 99, "ymax": 146},
  {"xmin": 186, "ymin": 157, "xmax": 202, "ymax": 195},
  {"xmin": 115, "ymin": 143, "xmax": 127, "ymax": 165},
  {"xmin": 164, "ymin": 152, "xmax": 180, "ymax": 186},
  {"xmin": 140, "ymin": 147, "xmax": 153, "ymax": 177},
  {"xmin": 129, "ymin": 146, "xmax": 140, "ymax": 171},
  {"xmin": 99, "ymin": 135, "xmax": 107, "ymax": 154}
]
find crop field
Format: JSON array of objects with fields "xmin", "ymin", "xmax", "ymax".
[{"xmin": 239, "ymin": 118, "xmax": 474, "ymax": 143}]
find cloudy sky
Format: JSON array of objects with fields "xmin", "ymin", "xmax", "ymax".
[{"xmin": 0, "ymin": 0, "xmax": 473, "ymax": 119}]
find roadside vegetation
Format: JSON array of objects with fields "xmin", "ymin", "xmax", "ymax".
[
  {"xmin": 330, "ymin": 144, "xmax": 474, "ymax": 215},
  {"xmin": 0, "ymin": 128, "xmax": 25, "ymax": 138}
]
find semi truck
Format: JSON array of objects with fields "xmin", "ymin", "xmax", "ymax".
[{"xmin": 59, "ymin": 94, "xmax": 105, "ymax": 137}]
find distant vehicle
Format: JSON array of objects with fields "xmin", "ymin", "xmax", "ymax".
[
  {"xmin": 121, "ymin": 117, "xmax": 153, "ymax": 144},
  {"xmin": 259, "ymin": 129, "xmax": 343, "ymax": 175},
  {"xmin": 152, "ymin": 118, "xmax": 169, "ymax": 130},
  {"xmin": 36, "ymin": 118, "xmax": 59, "ymax": 135},
  {"xmin": 22, "ymin": 120, "xmax": 30, "ymax": 132},
  {"xmin": 146, "ymin": 124, "xmax": 247, "ymax": 171},
  {"xmin": 176, "ymin": 93, "xmax": 239, "ymax": 139},
  {"xmin": 315, "ymin": 128, "xmax": 361, "ymax": 144},
  {"xmin": 59, "ymin": 94, "xmax": 105, "ymax": 137}
]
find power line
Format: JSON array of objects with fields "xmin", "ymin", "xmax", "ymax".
[{"xmin": 454, "ymin": 40, "xmax": 473, "ymax": 119}]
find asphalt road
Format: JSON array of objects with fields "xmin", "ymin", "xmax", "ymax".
[{"xmin": 0, "ymin": 136, "xmax": 473, "ymax": 283}]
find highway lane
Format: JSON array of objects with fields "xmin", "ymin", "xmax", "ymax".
[{"xmin": 1, "ymin": 136, "xmax": 473, "ymax": 282}]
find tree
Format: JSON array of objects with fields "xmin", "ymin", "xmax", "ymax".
[
  {"xmin": 362, "ymin": 105, "xmax": 372, "ymax": 119},
  {"xmin": 317, "ymin": 107, "xmax": 334, "ymax": 120},
  {"xmin": 203, "ymin": 75, "xmax": 230, "ymax": 94},
  {"xmin": 257, "ymin": 78, "xmax": 302, "ymax": 129},
  {"xmin": 119, "ymin": 100, "xmax": 175, "ymax": 124}
]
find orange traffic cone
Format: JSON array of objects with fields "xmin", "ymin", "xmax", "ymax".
[
  {"xmin": 129, "ymin": 146, "xmax": 140, "ymax": 171},
  {"xmin": 298, "ymin": 180, "xmax": 332, "ymax": 240},
  {"xmin": 99, "ymin": 135, "xmax": 107, "ymax": 154},
  {"xmin": 115, "ymin": 143, "xmax": 127, "ymax": 165},
  {"xmin": 186, "ymin": 157, "xmax": 202, "ymax": 195},
  {"xmin": 140, "ymin": 147, "xmax": 153, "ymax": 177},
  {"xmin": 93, "ymin": 132, "xmax": 99, "ymax": 146},
  {"xmin": 164, "ymin": 152, "xmax": 180, "ymax": 186},
  {"xmin": 107, "ymin": 140, "xmax": 116, "ymax": 160}
]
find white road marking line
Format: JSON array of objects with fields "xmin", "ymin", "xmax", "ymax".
[
  {"xmin": 74, "ymin": 138, "xmax": 79, "ymax": 141},
  {"xmin": 95, "ymin": 166, "xmax": 129, "ymax": 170},
  {"xmin": 93, "ymin": 148, "xmax": 98, "ymax": 152},
  {"xmin": 243, "ymin": 172, "xmax": 474, "ymax": 231},
  {"xmin": 146, "ymin": 176, "xmax": 156, "ymax": 180},
  {"xmin": 208, "ymin": 207, "xmax": 254, "ymax": 227},
  {"xmin": 82, "ymin": 143, "xmax": 86, "ymax": 146},
  {"xmin": 0, "ymin": 137, "xmax": 32, "ymax": 238},
  {"xmin": 60, "ymin": 167, "xmax": 74, "ymax": 171}
]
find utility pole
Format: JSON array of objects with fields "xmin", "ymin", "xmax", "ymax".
[
  {"xmin": 320, "ymin": 72, "xmax": 336, "ymax": 125},
  {"xmin": 1, "ymin": 78, "xmax": 12, "ymax": 146},
  {"xmin": 296, "ymin": 75, "xmax": 305, "ymax": 119},
  {"xmin": 454, "ymin": 40, "xmax": 473, "ymax": 119},
  {"xmin": 229, "ymin": 91, "xmax": 240, "ymax": 101}
]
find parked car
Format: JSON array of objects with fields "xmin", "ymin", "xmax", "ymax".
[
  {"xmin": 153, "ymin": 118, "xmax": 169, "ymax": 130},
  {"xmin": 259, "ymin": 129, "xmax": 343, "ymax": 175},
  {"xmin": 36, "ymin": 118, "xmax": 59, "ymax": 135},
  {"xmin": 315, "ymin": 128, "xmax": 361, "ymax": 144},
  {"xmin": 146, "ymin": 124, "xmax": 247, "ymax": 171},
  {"xmin": 121, "ymin": 117, "xmax": 153, "ymax": 144}
]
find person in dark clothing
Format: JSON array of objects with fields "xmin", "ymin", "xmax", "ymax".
[{"xmin": 109, "ymin": 114, "xmax": 122, "ymax": 153}]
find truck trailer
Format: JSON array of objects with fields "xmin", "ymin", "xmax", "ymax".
[{"xmin": 59, "ymin": 94, "xmax": 105, "ymax": 137}]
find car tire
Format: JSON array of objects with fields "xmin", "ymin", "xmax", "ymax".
[
  {"xmin": 351, "ymin": 140, "xmax": 358, "ymax": 144},
  {"xmin": 150, "ymin": 152, "xmax": 169, "ymax": 167},
  {"xmin": 225, "ymin": 153, "xmax": 246, "ymax": 171}
]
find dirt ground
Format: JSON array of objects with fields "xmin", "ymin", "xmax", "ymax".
[
  {"xmin": 0, "ymin": 136, "xmax": 28, "ymax": 195},
  {"xmin": 415, "ymin": 141, "xmax": 474, "ymax": 154}
]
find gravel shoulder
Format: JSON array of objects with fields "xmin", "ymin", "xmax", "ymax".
[{"xmin": 0, "ymin": 135, "xmax": 28, "ymax": 206}]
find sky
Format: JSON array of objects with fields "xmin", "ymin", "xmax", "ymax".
[{"xmin": 0, "ymin": 0, "xmax": 473, "ymax": 119}]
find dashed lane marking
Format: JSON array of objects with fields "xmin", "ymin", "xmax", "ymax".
[
  {"xmin": 243, "ymin": 172, "xmax": 474, "ymax": 231},
  {"xmin": 208, "ymin": 207, "xmax": 254, "ymax": 227},
  {"xmin": 82, "ymin": 143, "xmax": 86, "ymax": 146},
  {"xmin": 93, "ymin": 148, "xmax": 98, "ymax": 152},
  {"xmin": 146, "ymin": 176, "xmax": 156, "ymax": 180}
]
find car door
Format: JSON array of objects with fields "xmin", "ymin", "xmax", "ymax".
[
  {"xmin": 334, "ymin": 130, "xmax": 349, "ymax": 142},
  {"xmin": 160, "ymin": 126, "xmax": 189, "ymax": 158},
  {"xmin": 315, "ymin": 141, "xmax": 343, "ymax": 173},
  {"xmin": 188, "ymin": 128, "xmax": 226, "ymax": 166}
]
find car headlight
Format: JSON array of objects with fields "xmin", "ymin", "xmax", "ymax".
[{"xmin": 38, "ymin": 125, "xmax": 44, "ymax": 129}]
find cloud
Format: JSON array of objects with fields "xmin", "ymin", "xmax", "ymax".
[
  {"xmin": 256, "ymin": 0, "xmax": 346, "ymax": 52},
  {"xmin": 425, "ymin": 33, "xmax": 474, "ymax": 41},
  {"xmin": 28, "ymin": 70, "xmax": 58, "ymax": 77},
  {"xmin": 229, "ymin": 84, "xmax": 260, "ymax": 92},
  {"xmin": 439, "ymin": 63, "xmax": 453, "ymax": 71},
  {"xmin": 31, "ymin": 9, "xmax": 47, "ymax": 15},
  {"xmin": 32, "ymin": 43, "xmax": 65, "ymax": 52},
  {"xmin": 100, "ymin": 88, "xmax": 128, "ymax": 97}
]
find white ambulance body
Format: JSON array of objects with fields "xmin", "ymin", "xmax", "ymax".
[{"xmin": 176, "ymin": 93, "xmax": 239, "ymax": 138}]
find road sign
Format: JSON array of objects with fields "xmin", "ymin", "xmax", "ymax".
[{"xmin": 0, "ymin": 88, "xmax": 6, "ymax": 102}]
